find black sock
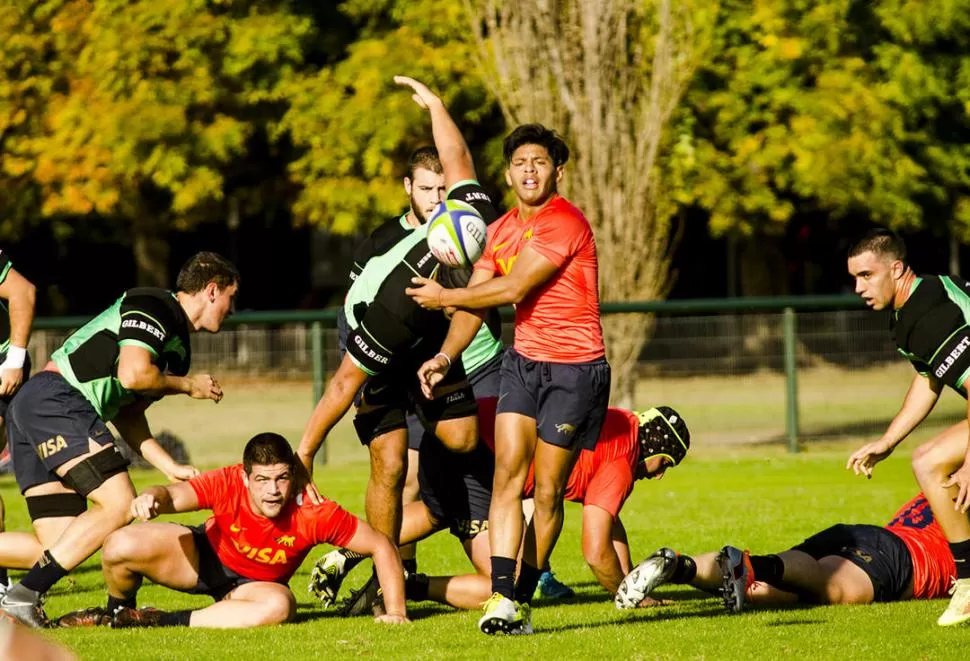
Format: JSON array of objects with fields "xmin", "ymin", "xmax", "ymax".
[
  {"xmin": 158, "ymin": 610, "xmax": 193, "ymax": 627},
  {"xmin": 0, "ymin": 567, "xmax": 8, "ymax": 585},
  {"xmin": 402, "ymin": 558, "xmax": 418, "ymax": 576},
  {"xmin": 950, "ymin": 539, "xmax": 970, "ymax": 579},
  {"xmin": 513, "ymin": 562, "xmax": 543, "ymax": 605},
  {"xmin": 107, "ymin": 594, "xmax": 136, "ymax": 615},
  {"xmin": 491, "ymin": 556, "xmax": 517, "ymax": 600},
  {"xmin": 21, "ymin": 550, "xmax": 68, "ymax": 594},
  {"xmin": 749, "ymin": 554, "xmax": 785, "ymax": 587},
  {"xmin": 405, "ymin": 573, "xmax": 430, "ymax": 602},
  {"xmin": 671, "ymin": 554, "xmax": 697, "ymax": 584},
  {"xmin": 340, "ymin": 548, "xmax": 367, "ymax": 573}
]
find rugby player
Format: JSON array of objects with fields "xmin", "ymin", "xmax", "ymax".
[
  {"xmin": 845, "ymin": 229, "xmax": 970, "ymax": 625},
  {"xmin": 329, "ymin": 398, "xmax": 688, "ymax": 614},
  {"xmin": 296, "ymin": 76, "xmax": 501, "ymax": 607},
  {"xmin": 405, "ymin": 85, "xmax": 609, "ymax": 633},
  {"xmin": 0, "ymin": 252, "xmax": 238, "ymax": 628},
  {"xmin": 57, "ymin": 432, "xmax": 407, "ymax": 628},
  {"xmin": 0, "ymin": 250, "xmax": 37, "ymax": 591},
  {"xmin": 620, "ymin": 493, "xmax": 954, "ymax": 612}
]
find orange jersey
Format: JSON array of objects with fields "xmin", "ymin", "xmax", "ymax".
[
  {"xmin": 885, "ymin": 494, "xmax": 955, "ymax": 600},
  {"xmin": 189, "ymin": 465, "xmax": 359, "ymax": 583},
  {"xmin": 478, "ymin": 398, "xmax": 639, "ymax": 517},
  {"xmin": 474, "ymin": 194, "xmax": 604, "ymax": 363}
]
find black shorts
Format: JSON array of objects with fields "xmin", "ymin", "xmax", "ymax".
[
  {"xmin": 418, "ymin": 435, "xmax": 493, "ymax": 541},
  {"xmin": 791, "ymin": 523, "xmax": 913, "ymax": 603},
  {"xmin": 497, "ymin": 347, "xmax": 611, "ymax": 450},
  {"xmin": 7, "ymin": 371, "xmax": 115, "ymax": 493},
  {"xmin": 353, "ymin": 346, "xmax": 477, "ymax": 446},
  {"xmin": 189, "ymin": 525, "xmax": 260, "ymax": 601},
  {"xmin": 406, "ymin": 413, "xmax": 426, "ymax": 452},
  {"xmin": 468, "ymin": 350, "xmax": 503, "ymax": 400},
  {"xmin": 0, "ymin": 352, "xmax": 31, "ymax": 421}
]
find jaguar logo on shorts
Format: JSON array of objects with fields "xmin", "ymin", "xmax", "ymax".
[
  {"xmin": 555, "ymin": 423, "xmax": 576, "ymax": 437},
  {"xmin": 845, "ymin": 547, "xmax": 872, "ymax": 563}
]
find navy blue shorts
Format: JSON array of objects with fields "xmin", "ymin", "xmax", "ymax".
[
  {"xmin": 188, "ymin": 525, "xmax": 263, "ymax": 601},
  {"xmin": 468, "ymin": 350, "xmax": 503, "ymax": 400},
  {"xmin": 0, "ymin": 352, "xmax": 31, "ymax": 422},
  {"xmin": 791, "ymin": 523, "xmax": 913, "ymax": 603},
  {"xmin": 418, "ymin": 435, "xmax": 493, "ymax": 541},
  {"xmin": 7, "ymin": 371, "xmax": 115, "ymax": 493},
  {"xmin": 497, "ymin": 348, "xmax": 611, "ymax": 450}
]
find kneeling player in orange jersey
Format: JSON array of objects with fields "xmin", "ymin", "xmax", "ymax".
[
  {"xmin": 327, "ymin": 398, "xmax": 689, "ymax": 613},
  {"xmin": 616, "ymin": 493, "xmax": 955, "ymax": 612},
  {"xmin": 58, "ymin": 433, "xmax": 408, "ymax": 628}
]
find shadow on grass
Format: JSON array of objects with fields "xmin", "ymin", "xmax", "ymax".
[{"xmin": 758, "ymin": 410, "xmax": 965, "ymax": 445}]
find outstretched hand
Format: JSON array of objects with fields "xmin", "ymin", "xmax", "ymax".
[
  {"xmin": 846, "ymin": 439, "xmax": 896, "ymax": 479},
  {"xmin": 393, "ymin": 76, "xmax": 441, "ymax": 110},
  {"xmin": 943, "ymin": 464, "xmax": 970, "ymax": 513},
  {"xmin": 416, "ymin": 354, "xmax": 451, "ymax": 400}
]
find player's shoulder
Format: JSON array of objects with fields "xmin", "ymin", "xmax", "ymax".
[
  {"xmin": 542, "ymin": 195, "xmax": 588, "ymax": 222},
  {"xmin": 122, "ymin": 287, "xmax": 186, "ymax": 325}
]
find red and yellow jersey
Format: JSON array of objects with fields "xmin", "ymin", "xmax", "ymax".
[
  {"xmin": 188, "ymin": 465, "xmax": 359, "ymax": 583},
  {"xmin": 478, "ymin": 398, "xmax": 639, "ymax": 518},
  {"xmin": 474, "ymin": 195, "xmax": 605, "ymax": 363},
  {"xmin": 885, "ymin": 493, "xmax": 955, "ymax": 600}
]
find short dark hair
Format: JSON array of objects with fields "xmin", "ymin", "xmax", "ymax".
[
  {"xmin": 242, "ymin": 432, "xmax": 295, "ymax": 474},
  {"xmin": 503, "ymin": 124, "xmax": 570, "ymax": 167},
  {"xmin": 176, "ymin": 251, "xmax": 240, "ymax": 294},
  {"xmin": 848, "ymin": 229, "xmax": 907, "ymax": 263},
  {"xmin": 407, "ymin": 146, "xmax": 442, "ymax": 179}
]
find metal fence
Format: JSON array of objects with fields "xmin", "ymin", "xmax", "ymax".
[{"xmin": 31, "ymin": 296, "xmax": 959, "ymax": 452}]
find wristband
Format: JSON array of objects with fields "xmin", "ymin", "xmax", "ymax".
[
  {"xmin": 2, "ymin": 346, "xmax": 26, "ymax": 370},
  {"xmin": 434, "ymin": 352, "xmax": 452, "ymax": 368}
]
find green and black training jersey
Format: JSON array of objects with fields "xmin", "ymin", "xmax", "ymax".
[
  {"xmin": 51, "ymin": 288, "xmax": 192, "ymax": 421},
  {"xmin": 893, "ymin": 275, "xmax": 970, "ymax": 396},
  {"xmin": 344, "ymin": 181, "xmax": 500, "ymax": 375},
  {"xmin": 0, "ymin": 250, "xmax": 13, "ymax": 355}
]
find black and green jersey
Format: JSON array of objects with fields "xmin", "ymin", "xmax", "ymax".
[
  {"xmin": 348, "ymin": 214, "xmax": 414, "ymax": 287},
  {"xmin": 0, "ymin": 250, "xmax": 13, "ymax": 355},
  {"xmin": 344, "ymin": 181, "xmax": 500, "ymax": 375},
  {"xmin": 51, "ymin": 288, "xmax": 192, "ymax": 421},
  {"xmin": 893, "ymin": 275, "xmax": 970, "ymax": 396}
]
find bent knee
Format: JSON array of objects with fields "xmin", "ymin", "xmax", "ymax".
[
  {"xmin": 260, "ymin": 592, "xmax": 296, "ymax": 625},
  {"xmin": 532, "ymin": 482, "xmax": 566, "ymax": 510},
  {"xmin": 102, "ymin": 528, "xmax": 141, "ymax": 565},
  {"xmin": 912, "ymin": 442, "xmax": 951, "ymax": 477}
]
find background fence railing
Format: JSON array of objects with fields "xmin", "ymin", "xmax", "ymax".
[{"xmin": 30, "ymin": 296, "xmax": 956, "ymax": 454}]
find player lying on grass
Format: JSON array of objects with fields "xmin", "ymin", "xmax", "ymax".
[
  {"xmin": 310, "ymin": 398, "xmax": 689, "ymax": 613},
  {"xmin": 57, "ymin": 433, "xmax": 408, "ymax": 628},
  {"xmin": 615, "ymin": 493, "xmax": 954, "ymax": 612}
]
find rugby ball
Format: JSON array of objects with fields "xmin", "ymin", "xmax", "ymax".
[{"xmin": 426, "ymin": 200, "xmax": 487, "ymax": 268}]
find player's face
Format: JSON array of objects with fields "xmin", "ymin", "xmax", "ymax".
[
  {"xmin": 200, "ymin": 282, "xmax": 238, "ymax": 332},
  {"xmin": 244, "ymin": 462, "xmax": 294, "ymax": 518},
  {"xmin": 636, "ymin": 456, "xmax": 672, "ymax": 481},
  {"xmin": 505, "ymin": 144, "xmax": 564, "ymax": 207},
  {"xmin": 848, "ymin": 251, "xmax": 901, "ymax": 311},
  {"xmin": 405, "ymin": 167, "xmax": 446, "ymax": 224}
]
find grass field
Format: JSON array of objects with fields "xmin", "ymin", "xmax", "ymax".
[{"xmin": 9, "ymin": 364, "xmax": 970, "ymax": 659}]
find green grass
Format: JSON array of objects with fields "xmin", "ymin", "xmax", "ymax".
[{"xmin": 10, "ymin": 366, "xmax": 970, "ymax": 659}]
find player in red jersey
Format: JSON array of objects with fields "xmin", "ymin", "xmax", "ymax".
[
  {"xmin": 403, "ymin": 78, "xmax": 610, "ymax": 634},
  {"xmin": 337, "ymin": 399, "xmax": 689, "ymax": 612},
  {"xmin": 57, "ymin": 433, "xmax": 408, "ymax": 628},
  {"xmin": 617, "ymin": 493, "xmax": 955, "ymax": 611}
]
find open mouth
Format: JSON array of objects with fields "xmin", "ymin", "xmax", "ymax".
[{"xmin": 522, "ymin": 177, "xmax": 539, "ymax": 190}]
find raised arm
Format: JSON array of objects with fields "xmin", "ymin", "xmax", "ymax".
[{"xmin": 394, "ymin": 76, "xmax": 476, "ymax": 188}]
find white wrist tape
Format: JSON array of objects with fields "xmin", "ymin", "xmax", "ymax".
[{"xmin": 2, "ymin": 346, "xmax": 26, "ymax": 370}]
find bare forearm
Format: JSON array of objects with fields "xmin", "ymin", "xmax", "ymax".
[
  {"xmin": 120, "ymin": 367, "xmax": 191, "ymax": 396},
  {"xmin": 882, "ymin": 377, "xmax": 940, "ymax": 446},
  {"xmin": 438, "ymin": 311, "xmax": 484, "ymax": 361},
  {"xmin": 6, "ymin": 284, "xmax": 35, "ymax": 348},
  {"xmin": 426, "ymin": 99, "xmax": 475, "ymax": 186},
  {"xmin": 137, "ymin": 438, "xmax": 180, "ymax": 475},
  {"xmin": 298, "ymin": 379, "xmax": 355, "ymax": 464},
  {"xmin": 440, "ymin": 275, "xmax": 525, "ymax": 310},
  {"xmin": 372, "ymin": 539, "xmax": 407, "ymax": 616}
]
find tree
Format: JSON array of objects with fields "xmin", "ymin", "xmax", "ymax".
[
  {"xmin": 464, "ymin": 0, "xmax": 715, "ymax": 406},
  {"xmin": 0, "ymin": 0, "xmax": 313, "ymax": 285}
]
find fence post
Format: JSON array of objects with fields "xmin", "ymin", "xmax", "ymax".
[
  {"xmin": 783, "ymin": 307, "xmax": 800, "ymax": 453},
  {"xmin": 310, "ymin": 321, "xmax": 327, "ymax": 465}
]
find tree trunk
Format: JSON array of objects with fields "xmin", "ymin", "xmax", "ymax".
[{"xmin": 132, "ymin": 218, "xmax": 170, "ymax": 288}]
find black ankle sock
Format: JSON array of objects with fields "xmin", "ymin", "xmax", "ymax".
[
  {"xmin": 107, "ymin": 594, "xmax": 136, "ymax": 615},
  {"xmin": 158, "ymin": 610, "xmax": 193, "ymax": 627},
  {"xmin": 491, "ymin": 556, "xmax": 517, "ymax": 600},
  {"xmin": 21, "ymin": 550, "xmax": 68, "ymax": 594},
  {"xmin": 402, "ymin": 558, "xmax": 418, "ymax": 576},
  {"xmin": 341, "ymin": 548, "xmax": 367, "ymax": 572},
  {"xmin": 405, "ymin": 573, "xmax": 430, "ymax": 601},
  {"xmin": 0, "ymin": 568, "xmax": 8, "ymax": 586},
  {"xmin": 950, "ymin": 540, "xmax": 970, "ymax": 579},
  {"xmin": 514, "ymin": 562, "xmax": 543, "ymax": 605},
  {"xmin": 671, "ymin": 555, "xmax": 697, "ymax": 584},
  {"xmin": 749, "ymin": 554, "xmax": 785, "ymax": 586}
]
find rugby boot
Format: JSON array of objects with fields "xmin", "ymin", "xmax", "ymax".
[
  {"xmin": 536, "ymin": 570, "xmax": 575, "ymax": 600},
  {"xmin": 718, "ymin": 545, "xmax": 755, "ymax": 613},
  {"xmin": 938, "ymin": 577, "xmax": 970, "ymax": 626},
  {"xmin": 55, "ymin": 607, "xmax": 111, "ymax": 628},
  {"xmin": 614, "ymin": 547, "xmax": 679, "ymax": 609},
  {"xmin": 339, "ymin": 573, "xmax": 380, "ymax": 617},
  {"xmin": 309, "ymin": 549, "xmax": 353, "ymax": 607},
  {"xmin": 110, "ymin": 607, "xmax": 166, "ymax": 628},
  {"xmin": 0, "ymin": 586, "xmax": 50, "ymax": 628},
  {"xmin": 478, "ymin": 593, "xmax": 531, "ymax": 635}
]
